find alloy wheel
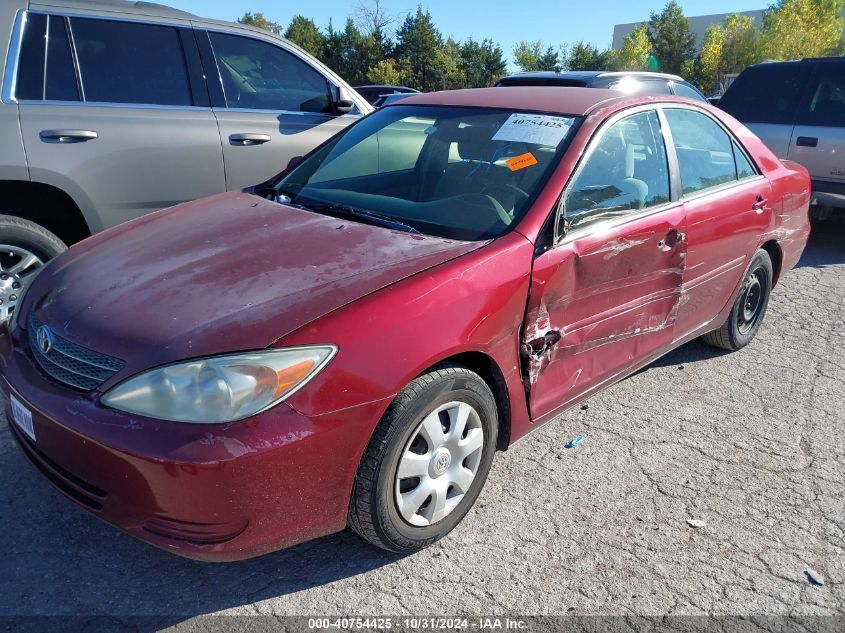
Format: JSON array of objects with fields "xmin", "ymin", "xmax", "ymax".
[{"xmin": 0, "ymin": 245, "xmax": 44, "ymax": 323}]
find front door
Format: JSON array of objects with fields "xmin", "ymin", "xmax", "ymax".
[
  {"xmin": 198, "ymin": 30, "xmax": 358, "ymax": 189},
  {"xmin": 524, "ymin": 108, "xmax": 687, "ymax": 421}
]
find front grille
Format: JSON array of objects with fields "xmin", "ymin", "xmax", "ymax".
[{"xmin": 28, "ymin": 314, "xmax": 125, "ymax": 391}]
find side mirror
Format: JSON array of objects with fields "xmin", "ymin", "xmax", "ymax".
[
  {"xmin": 335, "ymin": 99, "xmax": 354, "ymax": 114},
  {"xmin": 286, "ymin": 155, "xmax": 304, "ymax": 171}
]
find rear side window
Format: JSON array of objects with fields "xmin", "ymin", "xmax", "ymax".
[
  {"xmin": 70, "ymin": 18, "xmax": 192, "ymax": 106},
  {"xmin": 719, "ymin": 64, "xmax": 807, "ymax": 125},
  {"xmin": 664, "ymin": 108, "xmax": 748, "ymax": 195},
  {"xmin": 16, "ymin": 14, "xmax": 79, "ymax": 102},
  {"xmin": 16, "ymin": 13, "xmax": 47, "ymax": 100},
  {"xmin": 208, "ymin": 32, "xmax": 331, "ymax": 113},
  {"xmin": 796, "ymin": 63, "xmax": 845, "ymax": 127}
]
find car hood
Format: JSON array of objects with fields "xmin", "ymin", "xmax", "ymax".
[{"xmin": 28, "ymin": 192, "xmax": 480, "ymax": 381}]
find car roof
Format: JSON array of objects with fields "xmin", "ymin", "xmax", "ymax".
[
  {"xmin": 394, "ymin": 86, "xmax": 638, "ymax": 116},
  {"xmin": 503, "ymin": 70, "xmax": 685, "ymax": 83},
  {"xmin": 29, "ymin": 0, "xmax": 200, "ymax": 20}
]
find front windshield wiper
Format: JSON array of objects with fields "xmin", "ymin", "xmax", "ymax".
[{"xmin": 306, "ymin": 202, "xmax": 421, "ymax": 235}]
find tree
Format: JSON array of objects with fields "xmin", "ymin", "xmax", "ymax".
[
  {"xmin": 238, "ymin": 11, "xmax": 282, "ymax": 35},
  {"xmin": 721, "ymin": 15, "xmax": 761, "ymax": 75},
  {"xmin": 648, "ymin": 1, "xmax": 696, "ymax": 74},
  {"xmin": 431, "ymin": 38, "xmax": 465, "ymax": 90},
  {"xmin": 460, "ymin": 38, "xmax": 507, "ymax": 87},
  {"xmin": 322, "ymin": 19, "xmax": 378, "ymax": 86},
  {"xmin": 285, "ymin": 15, "xmax": 324, "ymax": 58},
  {"xmin": 355, "ymin": 0, "xmax": 395, "ymax": 52},
  {"xmin": 761, "ymin": 0, "xmax": 845, "ymax": 60},
  {"xmin": 513, "ymin": 41, "xmax": 558, "ymax": 72},
  {"xmin": 367, "ymin": 58, "xmax": 410, "ymax": 85},
  {"xmin": 611, "ymin": 23, "xmax": 651, "ymax": 71},
  {"xmin": 394, "ymin": 6, "xmax": 443, "ymax": 91},
  {"xmin": 698, "ymin": 24, "xmax": 726, "ymax": 94},
  {"xmin": 565, "ymin": 42, "xmax": 611, "ymax": 71}
]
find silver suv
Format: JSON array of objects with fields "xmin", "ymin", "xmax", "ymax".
[
  {"xmin": 0, "ymin": 0, "xmax": 369, "ymax": 321},
  {"xmin": 719, "ymin": 58, "xmax": 845, "ymax": 218}
]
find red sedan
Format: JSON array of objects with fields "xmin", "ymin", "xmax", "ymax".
[{"xmin": 1, "ymin": 87, "xmax": 810, "ymax": 561}]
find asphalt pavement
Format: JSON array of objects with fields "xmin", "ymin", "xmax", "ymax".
[{"xmin": 0, "ymin": 219, "xmax": 842, "ymax": 626}]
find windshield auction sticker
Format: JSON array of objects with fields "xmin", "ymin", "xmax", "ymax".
[
  {"xmin": 492, "ymin": 114, "xmax": 574, "ymax": 147},
  {"xmin": 505, "ymin": 152, "xmax": 539, "ymax": 171}
]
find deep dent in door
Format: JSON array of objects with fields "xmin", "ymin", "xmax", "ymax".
[{"xmin": 520, "ymin": 230, "xmax": 686, "ymax": 397}]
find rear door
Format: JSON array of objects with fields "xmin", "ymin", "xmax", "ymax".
[
  {"xmin": 524, "ymin": 108, "xmax": 687, "ymax": 421},
  {"xmin": 196, "ymin": 29, "xmax": 359, "ymax": 190},
  {"xmin": 661, "ymin": 106, "xmax": 772, "ymax": 338},
  {"xmin": 787, "ymin": 60, "xmax": 845, "ymax": 185},
  {"xmin": 16, "ymin": 12, "xmax": 225, "ymax": 231}
]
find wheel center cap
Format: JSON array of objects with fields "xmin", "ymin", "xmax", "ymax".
[{"xmin": 429, "ymin": 447, "xmax": 452, "ymax": 477}]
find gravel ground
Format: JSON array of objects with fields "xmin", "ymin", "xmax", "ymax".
[{"xmin": 0, "ymin": 219, "xmax": 842, "ymax": 625}]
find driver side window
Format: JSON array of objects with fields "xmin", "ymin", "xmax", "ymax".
[{"xmin": 562, "ymin": 110, "xmax": 670, "ymax": 232}]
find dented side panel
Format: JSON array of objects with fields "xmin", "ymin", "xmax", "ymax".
[{"xmin": 524, "ymin": 204, "xmax": 687, "ymax": 422}]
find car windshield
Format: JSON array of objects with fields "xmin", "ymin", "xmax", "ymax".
[{"xmin": 273, "ymin": 105, "xmax": 580, "ymax": 240}]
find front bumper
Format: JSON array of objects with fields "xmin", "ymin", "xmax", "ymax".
[{"xmin": 0, "ymin": 327, "xmax": 386, "ymax": 562}]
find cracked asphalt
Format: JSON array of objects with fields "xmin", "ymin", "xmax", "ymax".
[{"xmin": 0, "ymin": 219, "xmax": 842, "ymax": 624}]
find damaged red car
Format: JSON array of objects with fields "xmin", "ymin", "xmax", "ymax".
[{"xmin": 1, "ymin": 87, "xmax": 810, "ymax": 561}]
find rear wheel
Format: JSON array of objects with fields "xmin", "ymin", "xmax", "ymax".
[
  {"xmin": 701, "ymin": 249, "xmax": 773, "ymax": 351},
  {"xmin": 348, "ymin": 364, "xmax": 498, "ymax": 553},
  {"xmin": 0, "ymin": 215, "xmax": 67, "ymax": 323}
]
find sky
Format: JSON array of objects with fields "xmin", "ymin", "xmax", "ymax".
[{"xmin": 165, "ymin": 0, "xmax": 767, "ymax": 65}]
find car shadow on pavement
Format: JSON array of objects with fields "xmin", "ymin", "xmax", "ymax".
[
  {"xmin": 796, "ymin": 217, "xmax": 845, "ymax": 269},
  {"xmin": 0, "ymin": 426, "xmax": 401, "ymax": 624}
]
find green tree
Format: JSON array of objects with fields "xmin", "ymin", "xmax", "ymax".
[
  {"xmin": 721, "ymin": 15, "xmax": 761, "ymax": 75},
  {"xmin": 648, "ymin": 1, "xmax": 696, "ymax": 74},
  {"xmin": 322, "ymin": 19, "xmax": 379, "ymax": 86},
  {"xmin": 431, "ymin": 38, "xmax": 466, "ymax": 90},
  {"xmin": 285, "ymin": 15, "xmax": 325, "ymax": 58},
  {"xmin": 238, "ymin": 11, "xmax": 282, "ymax": 34},
  {"xmin": 460, "ymin": 38, "xmax": 507, "ymax": 87},
  {"xmin": 367, "ymin": 58, "xmax": 410, "ymax": 85},
  {"xmin": 698, "ymin": 24, "xmax": 726, "ymax": 93},
  {"xmin": 513, "ymin": 41, "xmax": 558, "ymax": 72},
  {"xmin": 394, "ymin": 6, "xmax": 443, "ymax": 90},
  {"xmin": 565, "ymin": 42, "xmax": 611, "ymax": 71},
  {"xmin": 355, "ymin": 0, "xmax": 394, "ymax": 53},
  {"xmin": 611, "ymin": 23, "xmax": 651, "ymax": 71},
  {"xmin": 761, "ymin": 0, "xmax": 845, "ymax": 59}
]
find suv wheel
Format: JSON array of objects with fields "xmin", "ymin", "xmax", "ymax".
[{"xmin": 0, "ymin": 215, "xmax": 66, "ymax": 323}]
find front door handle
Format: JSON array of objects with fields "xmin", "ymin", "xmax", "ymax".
[
  {"xmin": 229, "ymin": 133, "xmax": 271, "ymax": 146},
  {"xmin": 658, "ymin": 229, "xmax": 686, "ymax": 249},
  {"xmin": 40, "ymin": 129, "xmax": 98, "ymax": 143},
  {"xmin": 796, "ymin": 136, "xmax": 818, "ymax": 147},
  {"xmin": 752, "ymin": 196, "xmax": 768, "ymax": 212}
]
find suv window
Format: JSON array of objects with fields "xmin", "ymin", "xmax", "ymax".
[
  {"xmin": 564, "ymin": 110, "xmax": 670, "ymax": 230},
  {"xmin": 719, "ymin": 63, "xmax": 807, "ymax": 125},
  {"xmin": 16, "ymin": 14, "xmax": 80, "ymax": 102},
  {"xmin": 664, "ymin": 108, "xmax": 750, "ymax": 194},
  {"xmin": 70, "ymin": 18, "xmax": 192, "ymax": 106},
  {"xmin": 208, "ymin": 32, "xmax": 331, "ymax": 113},
  {"xmin": 796, "ymin": 63, "xmax": 845, "ymax": 127}
]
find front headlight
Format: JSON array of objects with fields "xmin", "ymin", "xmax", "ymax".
[{"xmin": 101, "ymin": 346, "xmax": 337, "ymax": 423}]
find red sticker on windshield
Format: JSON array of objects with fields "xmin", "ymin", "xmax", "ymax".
[{"xmin": 506, "ymin": 152, "xmax": 538, "ymax": 172}]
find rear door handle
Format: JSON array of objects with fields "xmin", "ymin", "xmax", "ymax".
[
  {"xmin": 752, "ymin": 196, "xmax": 767, "ymax": 212},
  {"xmin": 796, "ymin": 136, "xmax": 818, "ymax": 147},
  {"xmin": 658, "ymin": 229, "xmax": 686, "ymax": 249},
  {"xmin": 39, "ymin": 129, "xmax": 98, "ymax": 143},
  {"xmin": 229, "ymin": 133, "xmax": 271, "ymax": 146}
]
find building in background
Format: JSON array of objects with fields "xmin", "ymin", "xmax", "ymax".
[{"xmin": 612, "ymin": 10, "xmax": 764, "ymax": 51}]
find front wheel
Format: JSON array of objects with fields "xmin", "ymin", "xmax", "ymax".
[
  {"xmin": 348, "ymin": 364, "xmax": 498, "ymax": 553},
  {"xmin": 701, "ymin": 248, "xmax": 773, "ymax": 351},
  {"xmin": 0, "ymin": 215, "xmax": 67, "ymax": 323}
]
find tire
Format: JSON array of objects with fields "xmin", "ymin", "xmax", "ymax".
[
  {"xmin": 701, "ymin": 249, "xmax": 773, "ymax": 351},
  {"xmin": 348, "ymin": 363, "xmax": 498, "ymax": 553},
  {"xmin": 0, "ymin": 214, "xmax": 67, "ymax": 323}
]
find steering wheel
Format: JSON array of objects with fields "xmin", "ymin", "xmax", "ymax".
[
  {"xmin": 452, "ymin": 193, "xmax": 513, "ymax": 226},
  {"xmin": 482, "ymin": 183, "xmax": 531, "ymax": 203}
]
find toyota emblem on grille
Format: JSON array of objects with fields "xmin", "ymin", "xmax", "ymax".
[{"xmin": 36, "ymin": 325, "xmax": 54, "ymax": 354}]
